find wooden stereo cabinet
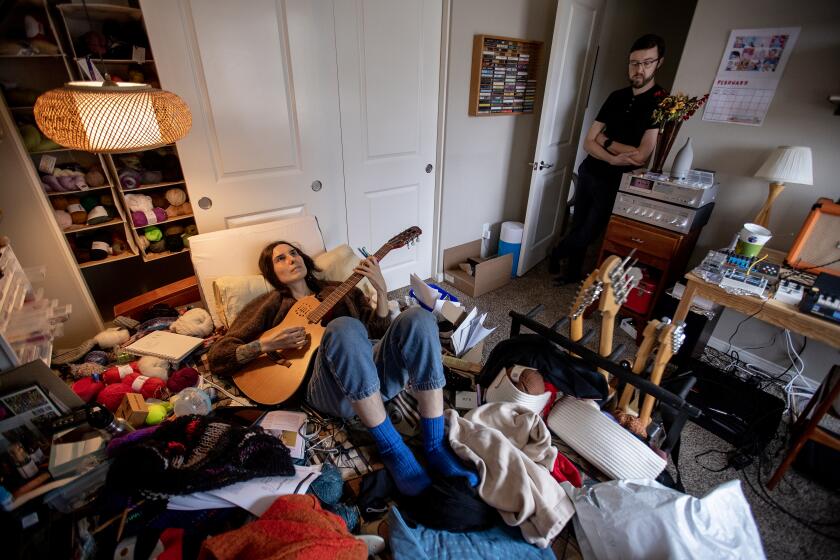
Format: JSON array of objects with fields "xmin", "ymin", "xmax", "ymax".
[{"xmin": 597, "ymin": 215, "xmax": 702, "ymax": 341}]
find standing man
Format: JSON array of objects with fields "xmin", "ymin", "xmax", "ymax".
[{"xmin": 550, "ymin": 34, "xmax": 666, "ymax": 284}]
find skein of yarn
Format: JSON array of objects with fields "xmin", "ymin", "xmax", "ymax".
[
  {"xmin": 94, "ymin": 327, "xmax": 129, "ymax": 349},
  {"xmin": 138, "ymin": 355, "xmax": 170, "ymax": 380},
  {"xmin": 170, "ymin": 308, "xmax": 213, "ymax": 337},
  {"xmin": 165, "ymin": 187, "xmax": 187, "ymax": 206}
]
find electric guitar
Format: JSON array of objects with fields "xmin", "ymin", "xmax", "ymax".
[
  {"xmin": 638, "ymin": 319, "xmax": 686, "ymax": 427},
  {"xmin": 232, "ymin": 227, "xmax": 422, "ymax": 405},
  {"xmin": 595, "ymin": 253, "xmax": 642, "ymax": 379},
  {"xmin": 568, "ymin": 270, "xmax": 603, "ymax": 344},
  {"xmin": 616, "ymin": 318, "xmax": 662, "ymax": 413}
]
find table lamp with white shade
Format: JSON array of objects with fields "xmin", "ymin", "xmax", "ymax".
[{"xmin": 753, "ymin": 146, "xmax": 813, "ymax": 228}]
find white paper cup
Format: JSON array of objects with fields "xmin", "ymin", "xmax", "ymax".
[{"xmin": 734, "ymin": 223, "xmax": 772, "ymax": 257}]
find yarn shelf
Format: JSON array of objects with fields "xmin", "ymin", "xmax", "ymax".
[
  {"xmin": 62, "ymin": 216, "xmax": 124, "ymax": 235},
  {"xmin": 142, "ymin": 247, "xmax": 190, "ymax": 262},
  {"xmin": 46, "ymin": 185, "xmax": 112, "ymax": 197},
  {"xmin": 0, "ymin": 53, "xmax": 64, "ymax": 58},
  {"xmin": 122, "ymin": 179, "xmax": 185, "ymax": 193},
  {"xmin": 78, "ymin": 250, "xmax": 137, "ymax": 269},
  {"xmin": 131, "ymin": 212, "xmax": 193, "ymax": 229}
]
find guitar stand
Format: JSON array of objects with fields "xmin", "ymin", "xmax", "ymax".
[{"xmin": 509, "ymin": 306, "xmax": 701, "ymax": 454}]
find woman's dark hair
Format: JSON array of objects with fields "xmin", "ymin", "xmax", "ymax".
[
  {"xmin": 630, "ymin": 34, "xmax": 665, "ymax": 59},
  {"xmin": 258, "ymin": 240, "xmax": 322, "ymax": 296}
]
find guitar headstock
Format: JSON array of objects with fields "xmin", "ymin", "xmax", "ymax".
[
  {"xmin": 652, "ymin": 318, "xmax": 685, "ymax": 366},
  {"xmin": 598, "ymin": 252, "xmax": 642, "ymax": 317},
  {"xmin": 569, "ymin": 269, "xmax": 603, "ymax": 319},
  {"xmin": 385, "ymin": 227, "xmax": 422, "ymax": 251}
]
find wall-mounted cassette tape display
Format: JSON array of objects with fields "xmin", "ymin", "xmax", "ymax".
[{"xmin": 468, "ymin": 34, "xmax": 542, "ymax": 116}]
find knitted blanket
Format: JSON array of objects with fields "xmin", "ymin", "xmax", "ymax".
[{"xmin": 107, "ymin": 415, "xmax": 295, "ymax": 498}]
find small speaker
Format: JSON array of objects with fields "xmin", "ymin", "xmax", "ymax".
[{"xmin": 787, "ymin": 197, "xmax": 840, "ymax": 277}]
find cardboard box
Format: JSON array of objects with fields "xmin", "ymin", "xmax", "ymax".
[
  {"xmin": 443, "ymin": 240, "xmax": 513, "ymax": 297},
  {"xmin": 116, "ymin": 393, "xmax": 149, "ymax": 428}
]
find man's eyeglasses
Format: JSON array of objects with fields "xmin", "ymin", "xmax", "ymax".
[{"xmin": 628, "ymin": 58, "xmax": 660, "ymax": 70}]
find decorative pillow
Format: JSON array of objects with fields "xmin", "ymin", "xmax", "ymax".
[
  {"xmin": 313, "ymin": 244, "xmax": 377, "ymax": 304},
  {"xmin": 213, "ymin": 244, "xmax": 376, "ymax": 328},
  {"xmin": 213, "ymin": 275, "xmax": 273, "ymax": 329}
]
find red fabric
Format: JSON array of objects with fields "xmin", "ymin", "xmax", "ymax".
[
  {"xmin": 72, "ymin": 376, "xmax": 104, "ymax": 403},
  {"xmin": 102, "ymin": 362, "xmax": 139, "ymax": 384},
  {"xmin": 199, "ymin": 495, "xmax": 366, "ymax": 560},
  {"xmin": 541, "ymin": 381, "xmax": 559, "ymax": 418},
  {"xmin": 551, "ymin": 452, "xmax": 583, "ymax": 488},
  {"xmin": 168, "ymin": 367, "xmax": 200, "ymax": 393},
  {"xmin": 157, "ymin": 528, "xmax": 185, "ymax": 560}
]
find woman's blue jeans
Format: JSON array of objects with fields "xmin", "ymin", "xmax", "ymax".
[{"xmin": 305, "ymin": 307, "xmax": 445, "ymax": 419}]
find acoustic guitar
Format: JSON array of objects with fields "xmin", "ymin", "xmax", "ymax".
[{"xmin": 232, "ymin": 227, "xmax": 422, "ymax": 405}]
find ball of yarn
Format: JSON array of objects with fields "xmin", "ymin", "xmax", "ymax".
[
  {"xmin": 123, "ymin": 373, "xmax": 167, "ymax": 399},
  {"xmin": 131, "ymin": 207, "xmax": 167, "ymax": 227},
  {"xmin": 72, "ymin": 376, "xmax": 105, "ymax": 403},
  {"xmin": 144, "ymin": 226, "xmax": 163, "ymax": 242},
  {"xmin": 514, "ymin": 368, "xmax": 545, "ymax": 395},
  {"xmin": 68, "ymin": 362, "xmax": 106, "ymax": 379},
  {"xmin": 164, "ymin": 234, "xmax": 184, "ymax": 252},
  {"xmin": 170, "ymin": 308, "xmax": 213, "ymax": 338},
  {"xmin": 181, "ymin": 224, "xmax": 199, "ymax": 248},
  {"xmin": 119, "ymin": 168, "xmax": 141, "ymax": 190},
  {"xmin": 87, "ymin": 205, "xmax": 111, "ymax": 225},
  {"xmin": 99, "ymin": 193, "xmax": 114, "ymax": 206},
  {"xmin": 80, "ymin": 194, "xmax": 99, "ymax": 212},
  {"xmin": 148, "ymin": 239, "xmax": 166, "ymax": 253},
  {"xmin": 85, "ymin": 168, "xmax": 106, "ymax": 187},
  {"xmin": 138, "ymin": 355, "xmax": 169, "ymax": 380},
  {"xmin": 165, "ymin": 201, "xmax": 192, "ymax": 218},
  {"xmin": 164, "ymin": 225, "xmax": 185, "ymax": 237},
  {"xmin": 66, "ymin": 197, "xmax": 87, "ymax": 224},
  {"xmin": 89, "ymin": 237, "xmax": 112, "ymax": 260},
  {"xmin": 97, "ymin": 383, "xmax": 131, "ymax": 412},
  {"xmin": 42, "ymin": 175, "xmax": 62, "ymax": 193},
  {"xmin": 165, "ymin": 188, "xmax": 187, "ymax": 206},
  {"xmin": 145, "ymin": 403, "xmax": 168, "ymax": 425},
  {"xmin": 150, "ymin": 193, "xmax": 168, "ymax": 209},
  {"xmin": 125, "ymin": 193, "xmax": 153, "ymax": 213},
  {"xmin": 141, "ymin": 170, "xmax": 162, "ymax": 184},
  {"xmin": 167, "ymin": 367, "xmax": 200, "ymax": 392},
  {"xmin": 51, "ymin": 196, "xmax": 69, "ymax": 211},
  {"xmin": 55, "ymin": 209, "xmax": 72, "ymax": 229},
  {"xmin": 613, "ymin": 411, "xmax": 648, "ymax": 438},
  {"xmin": 95, "ymin": 327, "xmax": 129, "ymax": 349},
  {"xmin": 103, "ymin": 362, "xmax": 140, "ymax": 384},
  {"xmin": 111, "ymin": 235, "xmax": 126, "ymax": 255},
  {"xmin": 84, "ymin": 350, "xmax": 110, "ymax": 365}
]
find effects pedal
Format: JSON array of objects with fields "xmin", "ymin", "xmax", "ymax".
[
  {"xmin": 773, "ymin": 279, "xmax": 805, "ymax": 305},
  {"xmin": 697, "ymin": 250, "xmax": 780, "ymax": 297},
  {"xmin": 799, "ymin": 273, "xmax": 840, "ymax": 324}
]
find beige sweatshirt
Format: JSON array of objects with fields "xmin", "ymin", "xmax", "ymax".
[{"xmin": 445, "ymin": 402, "xmax": 575, "ymax": 548}]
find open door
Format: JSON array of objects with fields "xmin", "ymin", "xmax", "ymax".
[{"xmin": 517, "ymin": 0, "xmax": 604, "ymax": 275}]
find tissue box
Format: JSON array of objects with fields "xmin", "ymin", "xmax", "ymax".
[{"xmin": 443, "ymin": 240, "xmax": 513, "ymax": 297}]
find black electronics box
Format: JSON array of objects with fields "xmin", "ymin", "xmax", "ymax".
[{"xmin": 681, "ymin": 359, "xmax": 784, "ymax": 451}]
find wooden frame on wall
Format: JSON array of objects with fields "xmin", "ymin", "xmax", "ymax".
[{"xmin": 468, "ymin": 34, "xmax": 543, "ymax": 117}]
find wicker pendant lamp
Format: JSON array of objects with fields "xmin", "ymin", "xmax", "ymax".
[{"xmin": 34, "ymin": 78, "xmax": 192, "ymax": 154}]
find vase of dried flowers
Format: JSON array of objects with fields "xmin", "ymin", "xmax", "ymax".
[{"xmin": 649, "ymin": 92, "xmax": 708, "ymax": 175}]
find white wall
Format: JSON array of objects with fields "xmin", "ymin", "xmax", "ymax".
[
  {"xmin": 671, "ymin": 0, "xmax": 840, "ymax": 380},
  {"xmin": 0, "ymin": 109, "xmax": 103, "ymax": 347},
  {"xmin": 439, "ymin": 0, "xmax": 557, "ymax": 252},
  {"xmin": 574, "ymin": 0, "xmax": 696, "ymax": 168}
]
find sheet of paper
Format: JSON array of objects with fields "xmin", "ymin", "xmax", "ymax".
[
  {"xmin": 451, "ymin": 307, "xmax": 494, "ymax": 357},
  {"xmin": 410, "ymin": 273, "xmax": 439, "ymax": 309},
  {"xmin": 259, "ymin": 410, "xmax": 307, "ymax": 459}
]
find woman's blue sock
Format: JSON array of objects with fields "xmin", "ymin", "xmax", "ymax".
[
  {"xmin": 369, "ymin": 417, "xmax": 431, "ymax": 496},
  {"xmin": 421, "ymin": 415, "xmax": 479, "ymax": 487}
]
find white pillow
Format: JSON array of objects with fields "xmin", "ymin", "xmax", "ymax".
[{"xmin": 213, "ymin": 244, "xmax": 376, "ymax": 328}]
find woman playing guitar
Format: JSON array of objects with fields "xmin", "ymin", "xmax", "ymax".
[{"xmin": 208, "ymin": 240, "xmax": 477, "ymax": 496}]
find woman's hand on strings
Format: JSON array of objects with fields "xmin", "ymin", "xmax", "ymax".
[{"xmin": 259, "ymin": 325, "xmax": 308, "ymax": 352}]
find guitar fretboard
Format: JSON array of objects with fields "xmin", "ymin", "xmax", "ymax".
[{"xmin": 306, "ymin": 245, "xmax": 390, "ymax": 323}]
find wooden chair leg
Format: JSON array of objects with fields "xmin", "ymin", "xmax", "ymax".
[{"xmin": 767, "ymin": 366, "xmax": 840, "ymax": 490}]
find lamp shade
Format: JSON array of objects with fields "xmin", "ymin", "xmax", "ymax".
[
  {"xmin": 34, "ymin": 81, "xmax": 192, "ymax": 154},
  {"xmin": 754, "ymin": 146, "xmax": 813, "ymax": 185}
]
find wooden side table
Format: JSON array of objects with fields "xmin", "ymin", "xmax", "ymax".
[{"xmin": 598, "ymin": 215, "xmax": 702, "ymax": 341}]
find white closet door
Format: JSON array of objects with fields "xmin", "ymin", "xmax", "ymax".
[
  {"xmin": 334, "ymin": 0, "xmax": 442, "ymax": 289},
  {"xmin": 140, "ymin": 0, "xmax": 348, "ymax": 249},
  {"xmin": 517, "ymin": 0, "xmax": 604, "ymax": 275}
]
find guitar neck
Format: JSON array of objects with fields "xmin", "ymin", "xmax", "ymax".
[{"xmin": 307, "ymin": 245, "xmax": 390, "ymax": 323}]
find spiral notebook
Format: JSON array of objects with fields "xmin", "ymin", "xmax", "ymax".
[{"xmin": 125, "ymin": 330, "xmax": 204, "ymax": 362}]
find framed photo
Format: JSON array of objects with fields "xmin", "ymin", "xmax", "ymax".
[{"xmin": 0, "ymin": 384, "xmax": 61, "ymax": 453}]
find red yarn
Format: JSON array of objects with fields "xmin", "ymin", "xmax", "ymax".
[
  {"xmin": 97, "ymin": 383, "xmax": 131, "ymax": 412},
  {"xmin": 72, "ymin": 377, "xmax": 105, "ymax": 403},
  {"xmin": 167, "ymin": 367, "xmax": 200, "ymax": 393},
  {"xmin": 103, "ymin": 362, "xmax": 140, "ymax": 384},
  {"xmin": 123, "ymin": 373, "xmax": 167, "ymax": 400}
]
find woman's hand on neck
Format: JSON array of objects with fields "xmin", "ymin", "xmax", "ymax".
[{"xmin": 287, "ymin": 279, "xmax": 312, "ymax": 300}]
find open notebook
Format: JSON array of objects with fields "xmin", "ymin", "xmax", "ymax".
[{"xmin": 125, "ymin": 330, "xmax": 204, "ymax": 362}]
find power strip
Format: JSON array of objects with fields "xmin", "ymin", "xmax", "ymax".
[{"xmin": 773, "ymin": 279, "xmax": 804, "ymax": 305}]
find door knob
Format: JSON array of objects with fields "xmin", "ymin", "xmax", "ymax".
[
  {"xmin": 425, "ymin": 164, "xmax": 433, "ymax": 173},
  {"xmin": 311, "ymin": 180, "xmax": 323, "ymax": 192},
  {"xmin": 527, "ymin": 161, "xmax": 554, "ymax": 170}
]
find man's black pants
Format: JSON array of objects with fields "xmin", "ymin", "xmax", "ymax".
[{"xmin": 551, "ymin": 160, "xmax": 622, "ymax": 280}]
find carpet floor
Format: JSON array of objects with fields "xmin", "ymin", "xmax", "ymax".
[{"xmin": 396, "ymin": 258, "xmax": 840, "ymax": 559}]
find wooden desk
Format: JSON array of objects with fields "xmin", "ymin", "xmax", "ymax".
[{"xmin": 674, "ymin": 271, "xmax": 840, "ymax": 351}]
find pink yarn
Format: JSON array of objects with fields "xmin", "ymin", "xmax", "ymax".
[
  {"xmin": 131, "ymin": 207, "xmax": 167, "ymax": 227},
  {"xmin": 102, "ymin": 362, "xmax": 140, "ymax": 384}
]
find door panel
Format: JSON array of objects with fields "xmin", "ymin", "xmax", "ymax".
[
  {"xmin": 141, "ymin": 0, "xmax": 348, "ymax": 249},
  {"xmin": 518, "ymin": 0, "xmax": 603, "ymax": 275},
  {"xmin": 335, "ymin": 0, "xmax": 441, "ymax": 289}
]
